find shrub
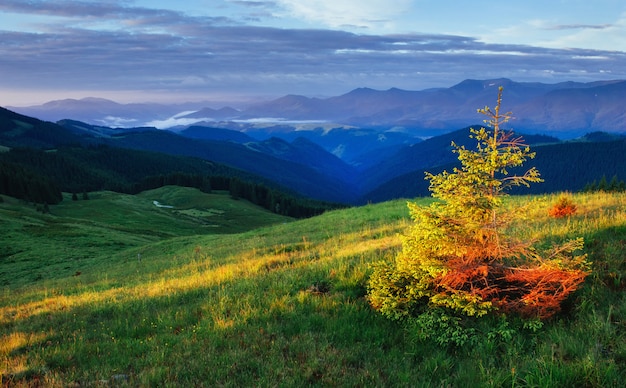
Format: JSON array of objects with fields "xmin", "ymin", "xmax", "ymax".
[
  {"xmin": 367, "ymin": 87, "xmax": 590, "ymax": 329},
  {"xmin": 548, "ymin": 193, "xmax": 577, "ymax": 218}
]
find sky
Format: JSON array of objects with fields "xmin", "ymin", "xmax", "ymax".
[{"xmin": 1, "ymin": 0, "xmax": 626, "ymax": 106}]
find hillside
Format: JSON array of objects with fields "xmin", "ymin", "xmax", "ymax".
[
  {"xmin": 1, "ymin": 191, "xmax": 625, "ymax": 385},
  {"xmin": 51, "ymin": 112, "xmax": 626, "ymax": 204},
  {"xmin": 0, "ymin": 107, "xmax": 349, "ymax": 216},
  {"xmin": 54, "ymin": 116, "xmax": 360, "ymax": 204},
  {"xmin": 3, "ymin": 105, "xmax": 626, "ymax": 206},
  {"xmin": 0, "ymin": 107, "xmax": 83, "ymax": 148},
  {"xmin": 363, "ymin": 137, "xmax": 626, "ymax": 202},
  {"xmin": 0, "ymin": 187, "xmax": 294, "ymax": 287},
  {"xmin": 100, "ymin": 130, "xmax": 357, "ymax": 203},
  {"xmin": 356, "ymin": 127, "xmax": 560, "ymax": 194}
]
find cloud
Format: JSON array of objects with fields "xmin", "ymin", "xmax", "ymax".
[
  {"xmin": 229, "ymin": 1, "xmax": 277, "ymax": 8},
  {"xmin": 1, "ymin": 0, "xmax": 170, "ymax": 21},
  {"xmin": 275, "ymin": 0, "xmax": 412, "ymax": 30},
  {"xmin": 96, "ymin": 115, "xmax": 140, "ymax": 127},
  {"xmin": 145, "ymin": 115, "xmax": 209, "ymax": 129},
  {"xmin": 1, "ymin": 23, "xmax": 624, "ymax": 97},
  {"xmin": 547, "ymin": 24, "xmax": 613, "ymax": 31},
  {"xmin": 1, "ymin": 1, "xmax": 625, "ymax": 105},
  {"xmin": 0, "ymin": 0, "xmax": 234, "ymax": 31},
  {"xmin": 487, "ymin": 12, "xmax": 626, "ymax": 52}
]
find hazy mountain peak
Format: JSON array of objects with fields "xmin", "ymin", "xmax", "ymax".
[
  {"xmin": 6, "ymin": 78, "xmax": 626, "ymax": 137},
  {"xmin": 79, "ymin": 97, "xmax": 118, "ymax": 103},
  {"xmin": 343, "ymin": 87, "xmax": 380, "ymax": 96},
  {"xmin": 451, "ymin": 78, "xmax": 515, "ymax": 91}
]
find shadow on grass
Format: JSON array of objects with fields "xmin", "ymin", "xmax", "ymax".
[
  {"xmin": 585, "ymin": 224, "xmax": 626, "ymax": 293},
  {"xmin": 3, "ymin": 268, "xmax": 430, "ymax": 386}
]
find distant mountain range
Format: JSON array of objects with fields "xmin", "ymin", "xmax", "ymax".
[
  {"xmin": 9, "ymin": 78, "xmax": 626, "ymax": 138},
  {"xmin": 2, "ymin": 78, "xmax": 626, "ymax": 205}
]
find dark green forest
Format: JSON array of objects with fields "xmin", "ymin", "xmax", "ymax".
[
  {"xmin": 362, "ymin": 138, "xmax": 626, "ymax": 202},
  {"xmin": 0, "ymin": 160, "xmax": 62, "ymax": 205},
  {"xmin": 0, "ymin": 145, "xmax": 343, "ymax": 218}
]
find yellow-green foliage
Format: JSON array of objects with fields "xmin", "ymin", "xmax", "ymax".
[{"xmin": 368, "ymin": 87, "xmax": 590, "ymax": 321}]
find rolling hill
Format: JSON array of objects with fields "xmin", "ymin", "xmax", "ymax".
[{"xmin": 1, "ymin": 189, "xmax": 625, "ymax": 385}]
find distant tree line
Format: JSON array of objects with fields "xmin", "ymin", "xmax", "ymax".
[
  {"xmin": 582, "ymin": 174, "xmax": 626, "ymax": 193},
  {"xmin": 0, "ymin": 145, "xmax": 343, "ymax": 218},
  {"xmin": 225, "ymin": 177, "xmax": 342, "ymax": 218},
  {"xmin": 127, "ymin": 173, "xmax": 340, "ymax": 218}
]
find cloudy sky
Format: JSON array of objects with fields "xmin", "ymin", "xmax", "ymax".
[{"xmin": 1, "ymin": 0, "xmax": 625, "ymax": 106}]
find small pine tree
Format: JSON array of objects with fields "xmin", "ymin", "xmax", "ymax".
[
  {"xmin": 608, "ymin": 175, "xmax": 620, "ymax": 192},
  {"xmin": 597, "ymin": 175, "xmax": 608, "ymax": 191},
  {"xmin": 583, "ymin": 180, "xmax": 597, "ymax": 193},
  {"xmin": 368, "ymin": 87, "xmax": 590, "ymax": 323}
]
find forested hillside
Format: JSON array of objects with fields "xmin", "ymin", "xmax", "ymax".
[
  {"xmin": 2, "ymin": 105, "xmax": 625, "ymax": 207},
  {"xmin": 0, "ymin": 107, "xmax": 83, "ymax": 148},
  {"xmin": 0, "ymin": 145, "xmax": 342, "ymax": 218},
  {"xmin": 0, "ymin": 160, "xmax": 63, "ymax": 204},
  {"xmin": 362, "ymin": 138, "xmax": 626, "ymax": 202}
]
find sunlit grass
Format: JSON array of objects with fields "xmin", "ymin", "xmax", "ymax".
[{"xmin": 1, "ymin": 191, "xmax": 625, "ymax": 386}]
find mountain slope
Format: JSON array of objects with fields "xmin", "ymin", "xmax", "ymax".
[
  {"xmin": 238, "ymin": 78, "xmax": 626, "ymax": 135},
  {"xmin": 1, "ymin": 107, "xmax": 357, "ymax": 203},
  {"xmin": 362, "ymin": 137, "xmax": 626, "ymax": 202},
  {"xmin": 0, "ymin": 106, "xmax": 83, "ymax": 148},
  {"xmin": 4, "ymin": 98, "xmax": 626, "ymax": 206},
  {"xmin": 356, "ymin": 127, "xmax": 560, "ymax": 194},
  {"xmin": 54, "ymin": 118, "xmax": 361, "ymax": 203},
  {"xmin": 514, "ymin": 81, "xmax": 626, "ymax": 133},
  {"xmin": 180, "ymin": 106, "xmax": 240, "ymax": 120},
  {"xmin": 102, "ymin": 129, "xmax": 357, "ymax": 203},
  {"xmin": 179, "ymin": 125, "xmax": 257, "ymax": 143}
]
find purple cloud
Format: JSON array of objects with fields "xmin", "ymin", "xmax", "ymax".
[{"xmin": 1, "ymin": 1, "xmax": 624, "ymax": 104}]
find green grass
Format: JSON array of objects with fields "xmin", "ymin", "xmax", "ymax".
[
  {"xmin": 0, "ymin": 186, "xmax": 292, "ymax": 289},
  {"xmin": 1, "ymin": 190, "xmax": 625, "ymax": 386}
]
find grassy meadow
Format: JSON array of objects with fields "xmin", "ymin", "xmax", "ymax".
[{"xmin": 1, "ymin": 188, "xmax": 625, "ymax": 386}]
